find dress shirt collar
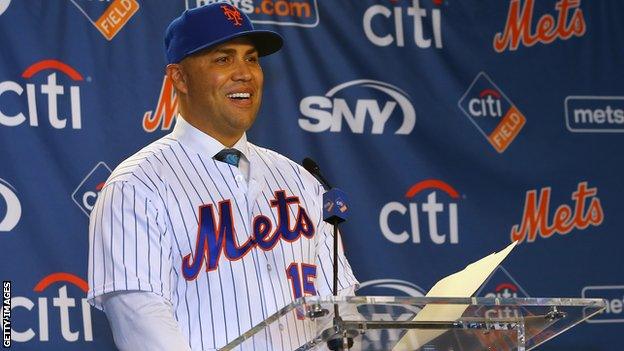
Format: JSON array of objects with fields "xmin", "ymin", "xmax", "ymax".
[{"xmin": 171, "ymin": 114, "xmax": 250, "ymax": 161}]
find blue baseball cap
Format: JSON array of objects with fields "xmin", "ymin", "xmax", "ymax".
[{"xmin": 165, "ymin": 3, "xmax": 284, "ymax": 64}]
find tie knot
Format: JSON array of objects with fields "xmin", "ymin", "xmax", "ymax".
[{"xmin": 214, "ymin": 148, "xmax": 242, "ymax": 167}]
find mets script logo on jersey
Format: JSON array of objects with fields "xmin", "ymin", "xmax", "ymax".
[
  {"xmin": 510, "ymin": 181, "xmax": 604, "ymax": 244},
  {"xmin": 0, "ymin": 178, "xmax": 21, "ymax": 232},
  {"xmin": 363, "ymin": 0, "xmax": 443, "ymax": 48},
  {"xmin": 299, "ymin": 79, "xmax": 416, "ymax": 135},
  {"xmin": 0, "ymin": 60, "xmax": 85, "ymax": 130},
  {"xmin": 582, "ymin": 285, "xmax": 624, "ymax": 324},
  {"xmin": 10, "ymin": 273, "xmax": 94, "ymax": 343},
  {"xmin": 143, "ymin": 76, "xmax": 178, "ymax": 132},
  {"xmin": 186, "ymin": 0, "xmax": 319, "ymax": 27},
  {"xmin": 493, "ymin": 0, "xmax": 586, "ymax": 52},
  {"xmin": 565, "ymin": 96, "xmax": 624, "ymax": 133},
  {"xmin": 72, "ymin": 162, "xmax": 112, "ymax": 217},
  {"xmin": 458, "ymin": 72, "xmax": 526, "ymax": 153},
  {"xmin": 380, "ymin": 179, "xmax": 460, "ymax": 245},
  {"xmin": 182, "ymin": 190, "xmax": 314, "ymax": 280},
  {"xmin": 69, "ymin": 0, "xmax": 140, "ymax": 40},
  {"xmin": 0, "ymin": 0, "xmax": 11, "ymax": 16}
]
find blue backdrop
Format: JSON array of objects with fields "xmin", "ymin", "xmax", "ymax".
[{"xmin": 1, "ymin": 0, "xmax": 622, "ymax": 349}]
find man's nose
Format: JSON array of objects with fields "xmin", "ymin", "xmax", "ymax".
[{"xmin": 232, "ymin": 59, "xmax": 253, "ymax": 81}]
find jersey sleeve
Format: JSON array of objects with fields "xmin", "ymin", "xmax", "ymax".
[
  {"xmin": 313, "ymin": 185, "xmax": 359, "ymax": 297},
  {"xmin": 88, "ymin": 180, "xmax": 173, "ymax": 310}
]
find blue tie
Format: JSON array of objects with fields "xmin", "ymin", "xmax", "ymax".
[{"xmin": 214, "ymin": 148, "xmax": 242, "ymax": 167}]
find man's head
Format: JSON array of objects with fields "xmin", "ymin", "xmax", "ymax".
[{"xmin": 164, "ymin": 4, "xmax": 283, "ymax": 146}]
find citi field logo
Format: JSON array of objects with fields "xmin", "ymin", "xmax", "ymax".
[
  {"xmin": 363, "ymin": 0, "xmax": 443, "ymax": 49},
  {"xmin": 565, "ymin": 96, "xmax": 624, "ymax": 133},
  {"xmin": 0, "ymin": 0, "xmax": 11, "ymax": 16},
  {"xmin": 582, "ymin": 285, "xmax": 624, "ymax": 323},
  {"xmin": 458, "ymin": 72, "xmax": 526, "ymax": 153},
  {"xmin": 0, "ymin": 178, "xmax": 21, "ymax": 232},
  {"xmin": 475, "ymin": 266, "xmax": 530, "ymax": 319},
  {"xmin": 0, "ymin": 60, "xmax": 85, "ymax": 130},
  {"xmin": 72, "ymin": 162, "xmax": 112, "ymax": 217},
  {"xmin": 299, "ymin": 80, "xmax": 416, "ymax": 135},
  {"xmin": 494, "ymin": 0, "xmax": 586, "ymax": 52},
  {"xmin": 69, "ymin": 0, "xmax": 140, "ymax": 40},
  {"xmin": 510, "ymin": 181, "xmax": 604, "ymax": 244},
  {"xmin": 380, "ymin": 180, "xmax": 460, "ymax": 245},
  {"xmin": 186, "ymin": 0, "xmax": 319, "ymax": 27},
  {"xmin": 10, "ymin": 273, "xmax": 93, "ymax": 343},
  {"xmin": 143, "ymin": 76, "xmax": 178, "ymax": 132}
]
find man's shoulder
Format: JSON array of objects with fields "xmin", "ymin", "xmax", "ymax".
[{"xmin": 104, "ymin": 135, "xmax": 176, "ymax": 192}]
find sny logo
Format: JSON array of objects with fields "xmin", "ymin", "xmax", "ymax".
[
  {"xmin": 458, "ymin": 72, "xmax": 526, "ymax": 153},
  {"xmin": 510, "ymin": 181, "xmax": 604, "ymax": 243},
  {"xmin": 565, "ymin": 96, "xmax": 624, "ymax": 133},
  {"xmin": 493, "ymin": 0, "xmax": 586, "ymax": 52},
  {"xmin": 143, "ymin": 76, "xmax": 178, "ymax": 132},
  {"xmin": 72, "ymin": 162, "xmax": 112, "ymax": 217},
  {"xmin": 187, "ymin": 0, "xmax": 319, "ymax": 27},
  {"xmin": 69, "ymin": 0, "xmax": 140, "ymax": 40},
  {"xmin": 10, "ymin": 273, "xmax": 93, "ymax": 343},
  {"xmin": 299, "ymin": 79, "xmax": 416, "ymax": 135},
  {"xmin": 380, "ymin": 179, "xmax": 460, "ymax": 245},
  {"xmin": 0, "ymin": 60, "xmax": 85, "ymax": 130},
  {"xmin": 363, "ymin": 0, "xmax": 443, "ymax": 49},
  {"xmin": 0, "ymin": 178, "xmax": 21, "ymax": 232}
]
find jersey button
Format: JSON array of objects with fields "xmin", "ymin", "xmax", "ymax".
[
  {"xmin": 267, "ymin": 264, "xmax": 272, "ymax": 271},
  {"xmin": 235, "ymin": 174, "xmax": 244, "ymax": 182}
]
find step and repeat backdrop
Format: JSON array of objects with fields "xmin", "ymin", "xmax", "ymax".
[{"xmin": 1, "ymin": 0, "xmax": 623, "ymax": 349}]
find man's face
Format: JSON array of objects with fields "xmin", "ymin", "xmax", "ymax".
[{"xmin": 179, "ymin": 37, "xmax": 263, "ymax": 142}]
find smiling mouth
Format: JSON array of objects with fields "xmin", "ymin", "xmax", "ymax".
[{"xmin": 226, "ymin": 92, "xmax": 251, "ymax": 100}]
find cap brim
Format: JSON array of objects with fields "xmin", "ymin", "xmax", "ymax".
[{"xmin": 185, "ymin": 30, "xmax": 283, "ymax": 59}]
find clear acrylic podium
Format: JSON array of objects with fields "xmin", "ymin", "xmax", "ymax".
[{"xmin": 221, "ymin": 296, "xmax": 606, "ymax": 351}]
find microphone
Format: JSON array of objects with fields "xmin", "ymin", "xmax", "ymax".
[{"xmin": 302, "ymin": 157, "xmax": 333, "ymax": 190}]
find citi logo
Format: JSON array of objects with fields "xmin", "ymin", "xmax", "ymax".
[
  {"xmin": 72, "ymin": 162, "xmax": 112, "ymax": 217},
  {"xmin": 582, "ymin": 285, "xmax": 624, "ymax": 323},
  {"xmin": 0, "ymin": 60, "xmax": 84, "ymax": 129},
  {"xmin": 380, "ymin": 179, "xmax": 459, "ymax": 245},
  {"xmin": 468, "ymin": 89, "xmax": 503, "ymax": 118},
  {"xmin": 299, "ymin": 79, "xmax": 416, "ymax": 135},
  {"xmin": 0, "ymin": 178, "xmax": 21, "ymax": 232},
  {"xmin": 10, "ymin": 273, "xmax": 93, "ymax": 343},
  {"xmin": 363, "ymin": 0, "xmax": 443, "ymax": 48},
  {"xmin": 143, "ymin": 76, "xmax": 178, "ymax": 132},
  {"xmin": 187, "ymin": 0, "xmax": 319, "ymax": 27}
]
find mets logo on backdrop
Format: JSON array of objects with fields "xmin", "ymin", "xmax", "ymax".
[
  {"xmin": 493, "ymin": 0, "xmax": 586, "ymax": 52},
  {"xmin": 186, "ymin": 0, "xmax": 319, "ymax": 27},
  {"xmin": 510, "ymin": 181, "xmax": 604, "ymax": 243},
  {"xmin": 143, "ymin": 76, "xmax": 178, "ymax": 132},
  {"xmin": 458, "ymin": 72, "xmax": 526, "ymax": 153},
  {"xmin": 69, "ymin": 0, "xmax": 140, "ymax": 40},
  {"xmin": 72, "ymin": 162, "xmax": 112, "ymax": 217},
  {"xmin": 0, "ymin": 60, "xmax": 86, "ymax": 130}
]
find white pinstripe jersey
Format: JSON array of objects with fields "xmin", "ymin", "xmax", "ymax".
[{"xmin": 87, "ymin": 117, "xmax": 359, "ymax": 350}]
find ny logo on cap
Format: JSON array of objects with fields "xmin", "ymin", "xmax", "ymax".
[{"xmin": 221, "ymin": 5, "xmax": 243, "ymax": 26}]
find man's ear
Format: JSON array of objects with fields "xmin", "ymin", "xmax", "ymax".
[{"xmin": 166, "ymin": 64, "xmax": 188, "ymax": 95}]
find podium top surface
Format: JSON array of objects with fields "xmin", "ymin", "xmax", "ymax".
[{"xmin": 221, "ymin": 296, "xmax": 606, "ymax": 351}]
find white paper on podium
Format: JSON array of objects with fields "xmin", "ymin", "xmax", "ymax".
[{"xmin": 393, "ymin": 241, "xmax": 518, "ymax": 351}]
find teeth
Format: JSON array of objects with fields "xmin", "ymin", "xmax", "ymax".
[{"xmin": 227, "ymin": 92, "xmax": 251, "ymax": 99}]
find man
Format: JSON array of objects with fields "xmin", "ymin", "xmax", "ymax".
[{"xmin": 87, "ymin": 3, "xmax": 358, "ymax": 350}]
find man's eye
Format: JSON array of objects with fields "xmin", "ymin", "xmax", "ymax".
[
  {"xmin": 215, "ymin": 56, "xmax": 229, "ymax": 63},
  {"xmin": 246, "ymin": 56, "xmax": 259, "ymax": 63}
]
